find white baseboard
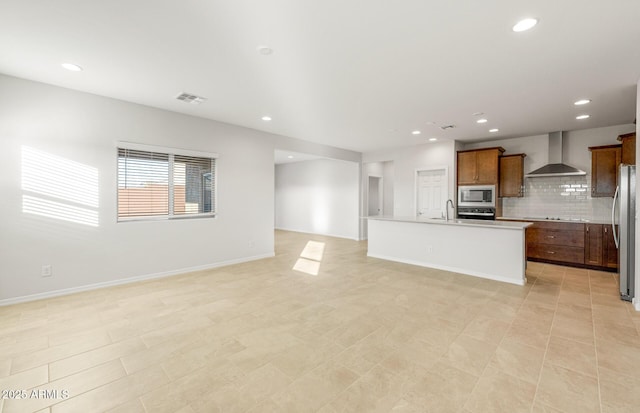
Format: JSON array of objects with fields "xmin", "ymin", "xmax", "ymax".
[
  {"xmin": 275, "ymin": 227, "xmax": 360, "ymax": 241},
  {"xmin": 0, "ymin": 252, "xmax": 275, "ymax": 307},
  {"xmin": 367, "ymin": 252, "xmax": 526, "ymax": 286},
  {"xmin": 633, "ymin": 297, "xmax": 640, "ymax": 312}
]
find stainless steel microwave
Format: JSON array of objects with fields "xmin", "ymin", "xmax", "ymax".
[{"xmin": 457, "ymin": 185, "xmax": 496, "ymax": 207}]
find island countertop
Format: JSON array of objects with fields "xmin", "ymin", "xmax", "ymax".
[
  {"xmin": 367, "ymin": 216, "xmax": 530, "ymax": 285},
  {"xmin": 368, "ymin": 215, "xmax": 533, "ymax": 230}
]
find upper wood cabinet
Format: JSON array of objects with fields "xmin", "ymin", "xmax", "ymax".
[
  {"xmin": 457, "ymin": 147, "xmax": 505, "ymax": 185},
  {"xmin": 499, "ymin": 154, "xmax": 526, "ymax": 198},
  {"xmin": 617, "ymin": 132, "xmax": 636, "ymax": 165},
  {"xmin": 589, "ymin": 144, "xmax": 621, "ymax": 197}
]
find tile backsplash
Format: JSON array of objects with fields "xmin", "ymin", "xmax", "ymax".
[{"xmin": 502, "ymin": 175, "xmax": 613, "ymax": 221}]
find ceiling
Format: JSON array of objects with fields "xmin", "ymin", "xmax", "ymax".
[
  {"xmin": 1, "ymin": 1, "xmax": 638, "ymax": 153},
  {"xmin": 274, "ymin": 150, "xmax": 326, "ymax": 165}
]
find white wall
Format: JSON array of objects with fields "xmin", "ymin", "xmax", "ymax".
[
  {"xmin": 360, "ymin": 161, "xmax": 395, "ymax": 239},
  {"xmin": 0, "ymin": 75, "xmax": 283, "ymax": 303},
  {"xmin": 273, "ymin": 135, "xmax": 360, "ymax": 163},
  {"xmin": 383, "ymin": 161, "xmax": 395, "ymax": 215},
  {"xmin": 362, "ymin": 161, "xmax": 395, "ymax": 214},
  {"xmin": 275, "ymin": 159, "xmax": 359, "ymax": 240},
  {"xmin": 363, "ymin": 141, "xmax": 456, "ymax": 217}
]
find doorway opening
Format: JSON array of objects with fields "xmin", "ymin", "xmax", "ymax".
[{"xmin": 367, "ymin": 176, "xmax": 383, "ymax": 216}]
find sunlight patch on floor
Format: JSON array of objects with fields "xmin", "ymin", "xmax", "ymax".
[
  {"xmin": 293, "ymin": 240, "xmax": 325, "ymax": 275},
  {"xmin": 300, "ymin": 240, "xmax": 325, "ymax": 261}
]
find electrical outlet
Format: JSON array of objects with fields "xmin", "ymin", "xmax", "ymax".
[
  {"xmin": 427, "ymin": 245, "xmax": 433, "ymax": 253},
  {"xmin": 41, "ymin": 265, "xmax": 52, "ymax": 277}
]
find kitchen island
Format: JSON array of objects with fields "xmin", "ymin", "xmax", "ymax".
[{"xmin": 367, "ymin": 216, "xmax": 533, "ymax": 285}]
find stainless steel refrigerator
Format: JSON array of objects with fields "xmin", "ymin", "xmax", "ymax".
[{"xmin": 612, "ymin": 164, "xmax": 636, "ymax": 301}]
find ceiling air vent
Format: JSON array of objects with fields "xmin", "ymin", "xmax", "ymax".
[{"xmin": 175, "ymin": 92, "xmax": 207, "ymax": 105}]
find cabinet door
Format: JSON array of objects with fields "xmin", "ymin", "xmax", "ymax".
[
  {"xmin": 457, "ymin": 151, "xmax": 478, "ymax": 185},
  {"xmin": 603, "ymin": 225, "xmax": 618, "ymax": 268},
  {"xmin": 500, "ymin": 155, "xmax": 525, "ymax": 197},
  {"xmin": 619, "ymin": 133, "xmax": 636, "ymax": 165},
  {"xmin": 591, "ymin": 146, "xmax": 621, "ymax": 197},
  {"xmin": 585, "ymin": 224, "xmax": 603, "ymax": 266},
  {"xmin": 476, "ymin": 149, "xmax": 499, "ymax": 184}
]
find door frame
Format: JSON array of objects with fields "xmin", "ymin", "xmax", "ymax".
[
  {"xmin": 414, "ymin": 166, "xmax": 449, "ymax": 217},
  {"xmin": 366, "ymin": 175, "xmax": 384, "ymax": 216}
]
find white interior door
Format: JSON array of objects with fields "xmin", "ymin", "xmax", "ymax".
[
  {"xmin": 417, "ymin": 169, "xmax": 447, "ymax": 218},
  {"xmin": 368, "ymin": 176, "xmax": 383, "ymax": 216}
]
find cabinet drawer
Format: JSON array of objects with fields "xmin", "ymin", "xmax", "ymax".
[
  {"xmin": 527, "ymin": 229, "xmax": 585, "ymax": 247},
  {"xmin": 529, "ymin": 221, "xmax": 585, "ymax": 231},
  {"xmin": 528, "ymin": 243, "xmax": 585, "ymax": 264}
]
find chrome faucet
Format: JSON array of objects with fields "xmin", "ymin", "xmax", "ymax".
[{"xmin": 446, "ymin": 199, "xmax": 455, "ymax": 221}]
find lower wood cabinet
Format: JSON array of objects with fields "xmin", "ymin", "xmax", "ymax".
[
  {"xmin": 527, "ymin": 222, "xmax": 585, "ymax": 265},
  {"xmin": 584, "ymin": 223, "xmax": 619, "ymax": 269},
  {"xmin": 522, "ymin": 220, "xmax": 618, "ymax": 270},
  {"xmin": 527, "ymin": 244, "xmax": 585, "ymax": 264},
  {"xmin": 585, "ymin": 224, "xmax": 603, "ymax": 266},
  {"xmin": 603, "ymin": 224, "xmax": 618, "ymax": 269}
]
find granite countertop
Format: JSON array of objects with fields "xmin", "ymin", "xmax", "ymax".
[
  {"xmin": 368, "ymin": 215, "xmax": 532, "ymax": 230},
  {"xmin": 497, "ymin": 216, "xmax": 613, "ymax": 225}
]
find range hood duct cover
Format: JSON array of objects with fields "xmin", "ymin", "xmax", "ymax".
[{"xmin": 525, "ymin": 131, "xmax": 586, "ymax": 177}]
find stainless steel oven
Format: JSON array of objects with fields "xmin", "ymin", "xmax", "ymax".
[
  {"xmin": 457, "ymin": 207, "xmax": 496, "ymax": 220},
  {"xmin": 457, "ymin": 185, "xmax": 496, "ymax": 208}
]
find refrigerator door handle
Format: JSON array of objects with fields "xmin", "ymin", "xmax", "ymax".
[{"xmin": 611, "ymin": 185, "xmax": 619, "ymax": 249}]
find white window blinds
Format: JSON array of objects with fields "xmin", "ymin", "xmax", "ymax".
[{"xmin": 117, "ymin": 147, "xmax": 216, "ymax": 221}]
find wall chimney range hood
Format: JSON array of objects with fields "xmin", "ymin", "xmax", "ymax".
[{"xmin": 525, "ymin": 131, "xmax": 586, "ymax": 178}]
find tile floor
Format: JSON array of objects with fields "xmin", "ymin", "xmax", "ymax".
[{"xmin": 1, "ymin": 230, "xmax": 639, "ymax": 412}]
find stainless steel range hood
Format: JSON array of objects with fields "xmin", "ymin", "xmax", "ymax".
[{"xmin": 525, "ymin": 131, "xmax": 586, "ymax": 177}]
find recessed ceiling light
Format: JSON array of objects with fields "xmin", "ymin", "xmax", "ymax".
[
  {"xmin": 261, "ymin": 116, "xmax": 272, "ymax": 121},
  {"xmin": 472, "ymin": 112, "xmax": 484, "ymax": 117},
  {"xmin": 476, "ymin": 119, "xmax": 488, "ymax": 124},
  {"xmin": 576, "ymin": 114, "xmax": 590, "ymax": 120},
  {"xmin": 412, "ymin": 130, "xmax": 421, "ymax": 135},
  {"xmin": 574, "ymin": 99, "xmax": 591, "ymax": 106},
  {"xmin": 61, "ymin": 63, "xmax": 83, "ymax": 72},
  {"xmin": 257, "ymin": 46, "xmax": 273, "ymax": 55},
  {"xmin": 287, "ymin": 155, "xmax": 294, "ymax": 159},
  {"xmin": 489, "ymin": 128, "xmax": 499, "ymax": 133},
  {"xmin": 512, "ymin": 18, "xmax": 538, "ymax": 32},
  {"xmin": 428, "ymin": 138, "xmax": 438, "ymax": 142}
]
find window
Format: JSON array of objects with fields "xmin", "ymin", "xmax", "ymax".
[{"xmin": 117, "ymin": 145, "xmax": 216, "ymax": 221}]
